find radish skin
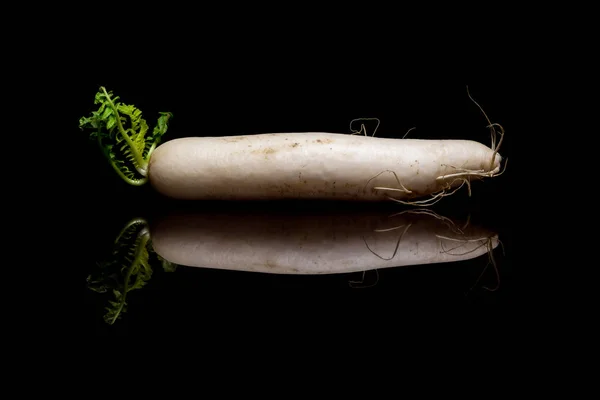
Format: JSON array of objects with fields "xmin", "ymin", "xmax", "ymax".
[
  {"xmin": 148, "ymin": 132, "xmax": 502, "ymax": 201},
  {"xmin": 151, "ymin": 208, "xmax": 499, "ymax": 274}
]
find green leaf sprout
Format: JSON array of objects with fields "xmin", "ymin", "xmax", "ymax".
[{"xmin": 79, "ymin": 87, "xmax": 172, "ymax": 186}]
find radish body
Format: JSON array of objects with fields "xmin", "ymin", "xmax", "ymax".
[
  {"xmin": 148, "ymin": 132, "xmax": 501, "ymax": 201},
  {"xmin": 151, "ymin": 208, "xmax": 498, "ymax": 274}
]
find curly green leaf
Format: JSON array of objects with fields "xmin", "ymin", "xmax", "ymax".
[{"xmin": 79, "ymin": 87, "xmax": 173, "ymax": 186}]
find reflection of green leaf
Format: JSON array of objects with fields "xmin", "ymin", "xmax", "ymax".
[
  {"xmin": 87, "ymin": 272, "xmax": 110, "ymax": 293},
  {"xmin": 106, "ymin": 231, "xmax": 151, "ymax": 325},
  {"xmin": 88, "ymin": 218, "xmax": 150, "ymax": 325},
  {"xmin": 159, "ymin": 255, "xmax": 178, "ymax": 273},
  {"xmin": 88, "ymin": 217, "xmax": 180, "ymax": 325}
]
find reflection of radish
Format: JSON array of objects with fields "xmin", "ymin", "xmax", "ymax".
[
  {"xmin": 80, "ymin": 87, "xmax": 505, "ymax": 204},
  {"xmin": 151, "ymin": 208, "xmax": 499, "ymax": 275},
  {"xmin": 87, "ymin": 208, "xmax": 501, "ymax": 325}
]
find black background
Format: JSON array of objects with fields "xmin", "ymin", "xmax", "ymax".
[{"xmin": 63, "ymin": 15, "xmax": 525, "ymax": 337}]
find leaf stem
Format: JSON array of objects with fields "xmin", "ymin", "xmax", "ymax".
[
  {"xmin": 98, "ymin": 136, "xmax": 148, "ymax": 186},
  {"xmin": 101, "ymin": 87, "xmax": 148, "ymax": 176},
  {"xmin": 145, "ymin": 141, "xmax": 159, "ymax": 161},
  {"xmin": 108, "ymin": 160, "xmax": 148, "ymax": 186}
]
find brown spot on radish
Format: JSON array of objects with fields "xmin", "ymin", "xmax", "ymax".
[
  {"xmin": 251, "ymin": 147, "xmax": 277, "ymax": 156},
  {"xmin": 291, "ymin": 143, "xmax": 299, "ymax": 148}
]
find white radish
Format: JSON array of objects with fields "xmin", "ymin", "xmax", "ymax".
[
  {"xmin": 148, "ymin": 132, "xmax": 503, "ymax": 202},
  {"xmin": 80, "ymin": 86, "xmax": 506, "ymax": 204},
  {"xmin": 150, "ymin": 208, "xmax": 499, "ymax": 275}
]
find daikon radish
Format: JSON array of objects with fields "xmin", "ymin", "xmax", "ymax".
[{"xmin": 80, "ymin": 87, "xmax": 506, "ymax": 204}]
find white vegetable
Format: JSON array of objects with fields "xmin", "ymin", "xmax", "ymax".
[
  {"xmin": 80, "ymin": 87, "xmax": 506, "ymax": 203},
  {"xmin": 148, "ymin": 132, "xmax": 503, "ymax": 203},
  {"xmin": 151, "ymin": 208, "xmax": 499, "ymax": 275}
]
